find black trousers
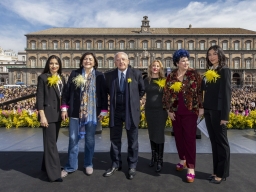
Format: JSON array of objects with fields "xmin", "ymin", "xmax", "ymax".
[
  {"xmin": 204, "ymin": 109, "xmax": 230, "ymax": 178},
  {"xmin": 110, "ymin": 108, "xmax": 138, "ymax": 169},
  {"xmin": 41, "ymin": 122, "xmax": 61, "ymax": 181}
]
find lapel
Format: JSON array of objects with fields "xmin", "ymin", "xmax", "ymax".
[
  {"xmin": 45, "ymin": 73, "xmax": 61, "ymax": 98},
  {"xmin": 112, "ymin": 69, "xmax": 118, "ymax": 95},
  {"xmin": 126, "ymin": 67, "xmax": 132, "ymax": 97}
]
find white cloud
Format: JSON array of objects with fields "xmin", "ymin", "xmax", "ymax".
[
  {"xmin": 0, "ymin": 0, "xmax": 71, "ymax": 26},
  {"xmin": 1, "ymin": 0, "xmax": 256, "ymax": 53}
]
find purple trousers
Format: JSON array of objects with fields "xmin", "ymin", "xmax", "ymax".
[{"xmin": 172, "ymin": 92, "xmax": 198, "ymax": 169}]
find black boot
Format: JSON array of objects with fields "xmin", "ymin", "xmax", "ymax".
[
  {"xmin": 149, "ymin": 140, "xmax": 156, "ymax": 167},
  {"xmin": 155, "ymin": 143, "xmax": 164, "ymax": 172}
]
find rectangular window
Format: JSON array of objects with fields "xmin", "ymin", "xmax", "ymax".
[
  {"xmin": 129, "ymin": 42, "xmax": 134, "ymax": 49},
  {"xmin": 142, "ymin": 59, "xmax": 148, "ymax": 67},
  {"xmin": 189, "ymin": 59, "xmax": 194, "ymax": 68},
  {"xmin": 31, "ymin": 42, "xmax": 36, "ymax": 50},
  {"xmin": 76, "ymin": 42, "xmax": 80, "ymax": 50},
  {"xmin": 234, "ymin": 42, "xmax": 239, "ymax": 50},
  {"xmin": 246, "ymin": 42, "xmax": 251, "ymax": 50},
  {"xmin": 234, "ymin": 60, "xmax": 239, "ymax": 69},
  {"xmin": 200, "ymin": 42, "xmax": 205, "ymax": 50},
  {"xmin": 22, "ymin": 56, "xmax": 25, "ymax": 61},
  {"xmin": 143, "ymin": 42, "xmax": 148, "ymax": 49},
  {"xmin": 17, "ymin": 73, "xmax": 21, "ymax": 79},
  {"xmin": 109, "ymin": 42, "xmax": 113, "ymax": 50},
  {"xmin": 98, "ymin": 42, "xmax": 102, "ymax": 50},
  {"xmin": 211, "ymin": 42, "xmax": 216, "ymax": 46},
  {"xmin": 120, "ymin": 42, "xmax": 124, "ymax": 50},
  {"xmin": 65, "ymin": 42, "xmax": 69, "ymax": 50},
  {"xmin": 200, "ymin": 60, "xmax": 205, "ymax": 69},
  {"xmin": 98, "ymin": 59, "xmax": 103, "ymax": 68},
  {"xmin": 42, "ymin": 42, "xmax": 46, "ymax": 50},
  {"xmin": 129, "ymin": 59, "xmax": 134, "ymax": 67},
  {"xmin": 246, "ymin": 60, "xmax": 251, "ymax": 69},
  {"xmin": 75, "ymin": 59, "xmax": 80, "ymax": 68},
  {"xmin": 166, "ymin": 60, "xmax": 171, "ymax": 67},
  {"xmin": 86, "ymin": 42, "xmax": 91, "ymax": 50},
  {"xmin": 53, "ymin": 42, "xmax": 58, "ymax": 50},
  {"xmin": 156, "ymin": 42, "xmax": 161, "ymax": 49},
  {"xmin": 222, "ymin": 42, "xmax": 227, "ymax": 50},
  {"xmin": 188, "ymin": 42, "xmax": 194, "ymax": 50},
  {"xmin": 177, "ymin": 42, "xmax": 182, "ymax": 49},
  {"xmin": 109, "ymin": 60, "xmax": 114, "ymax": 68},
  {"xmin": 31, "ymin": 60, "xmax": 36, "ymax": 68},
  {"xmin": 166, "ymin": 42, "xmax": 171, "ymax": 50}
]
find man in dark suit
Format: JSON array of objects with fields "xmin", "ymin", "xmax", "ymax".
[{"xmin": 103, "ymin": 52, "xmax": 145, "ymax": 180}]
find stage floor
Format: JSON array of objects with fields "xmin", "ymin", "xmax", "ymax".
[{"xmin": 0, "ymin": 128, "xmax": 255, "ymax": 154}]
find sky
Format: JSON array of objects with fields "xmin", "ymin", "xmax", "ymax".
[{"xmin": 0, "ymin": 0, "xmax": 256, "ymax": 53}]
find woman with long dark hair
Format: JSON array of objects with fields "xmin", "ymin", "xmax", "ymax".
[
  {"xmin": 203, "ymin": 45, "xmax": 231, "ymax": 184},
  {"xmin": 36, "ymin": 55, "xmax": 65, "ymax": 182},
  {"xmin": 202, "ymin": 45, "xmax": 231, "ymax": 184},
  {"xmin": 61, "ymin": 52, "xmax": 108, "ymax": 177}
]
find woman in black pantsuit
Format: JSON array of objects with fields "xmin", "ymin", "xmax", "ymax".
[
  {"xmin": 36, "ymin": 55, "xmax": 65, "ymax": 182},
  {"xmin": 203, "ymin": 45, "xmax": 231, "ymax": 184}
]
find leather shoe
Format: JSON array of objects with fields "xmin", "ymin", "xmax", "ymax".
[
  {"xmin": 128, "ymin": 168, "xmax": 136, "ymax": 180},
  {"xmin": 103, "ymin": 167, "xmax": 122, "ymax": 177}
]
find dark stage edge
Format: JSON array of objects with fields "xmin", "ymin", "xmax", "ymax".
[{"xmin": 0, "ymin": 152, "xmax": 255, "ymax": 192}]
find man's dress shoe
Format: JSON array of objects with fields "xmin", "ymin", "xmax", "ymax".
[
  {"xmin": 128, "ymin": 168, "xmax": 136, "ymax": 180},
  {"xmin": 103, "ymin": 167, "xmax": 122, "ymax": 177}
]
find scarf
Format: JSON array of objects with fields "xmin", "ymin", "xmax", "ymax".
[{"xmin": 79, "ymin": 69, "xmax": 97, "ymax": 139}]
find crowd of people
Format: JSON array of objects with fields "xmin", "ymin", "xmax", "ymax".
[
  {"xmin": 0, "ymin": 86, "xmax": 37, "ymax": 112},
  {"xmin": 0, "ymin": 46, "xmax": 254, "ymax": 184}
]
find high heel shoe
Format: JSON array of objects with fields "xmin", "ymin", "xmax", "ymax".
[
  {"xmin": 210, "ymin": 177, "xmax": 226, "ymax": 184},
  {"xmin": 206, "ymin": 175, "xmax": 215, "ymax": 180},
  {"xmin": 176, "ymin": 163, "xmax": 187, "ymax": 171},
  {"xmin": 186, "ymin": 173, "xmax": 195, "ymax": 183}
]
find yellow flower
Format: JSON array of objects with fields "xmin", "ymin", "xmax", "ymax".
[
  {"xmin": 204, "ymin": 70, "xmax": 220, "ymax": 83},
  {"xmin": 47, "ymin": 75, "xmax": 60, "ymax": 86},
  {"xmin": 72, "ymin": 74, "xmax": 85, "ymax": 88},
  {"xmin": 153, "ymin": 78, "xmax": 166, "ymax": 90},
  {"xmin": 170, "ymin": 82, "xmax": 182, "ymax": 92},
  {"xmin": 127, "ymin": 78, "xmax": 132, "ymax": 83}
]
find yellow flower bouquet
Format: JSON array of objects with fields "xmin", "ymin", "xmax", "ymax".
[
  {"xmin": 170, "ymin": 82, "xmax": 182, "ymax": 92},
  {"xmin": 204, "ymin": 70, "xmax": 220, "ymax": 83}
]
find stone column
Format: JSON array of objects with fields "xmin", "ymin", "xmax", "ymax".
[
  {"xmin": 195, "ymin": 53, "xmax": 198, "ymax": 68},
  {"xmin": 229, "ymin": 53, "xmax": 232, "ymax": 68},
  {"xmin": 241, "ymin": 53, "xmax": 244, "ymax": 69}
]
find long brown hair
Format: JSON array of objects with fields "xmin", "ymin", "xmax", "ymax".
[{"xmin": 147, "ymin": 60, "xmax": 165, "ymax": 82}]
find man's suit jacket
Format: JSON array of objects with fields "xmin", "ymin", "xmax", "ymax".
[
  {"xmin": 61, "ymin": 68, "xmax": 108, "ymax": 118},
  {"xmin": 203, "ymin": 66, "xmax": 231, "ymax": 120},
  {"xmin": 105, "ymin": 67, "xmax": 145, "ymax": 129},
  {"xmin": 36, "ymin": 73, "xmax": 66, "ymax": 123}
]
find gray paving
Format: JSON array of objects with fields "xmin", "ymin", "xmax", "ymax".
[{"xmin": 0, "ymin": 128, "xmax": 255, "ymax": 153}]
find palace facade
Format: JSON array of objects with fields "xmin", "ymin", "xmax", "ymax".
[{"xmin": 8, "ymin": 16, "xmax": 256, "ymax": 87}]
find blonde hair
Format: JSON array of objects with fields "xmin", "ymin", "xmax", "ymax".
[{"xmin": 147, "ymin": 60, "xmax": 165, "ymax": 82}]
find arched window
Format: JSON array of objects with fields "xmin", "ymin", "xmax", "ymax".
[
  {"xmin": 97, "ymin": 41, "xmax": 103, "ymax": 50},
  {"xmin": 119, "ymin": 41, "xmax": 125, "ymax": 50},
  {"xmin": 234, "ymin": 40, "xmax": 240, "ymax": 50},
  {"xmin": 199, "ymin": 41, "xmax": 205, "ymax": 50},
  {"xmin": 31, "ymin": 41, "xmax": 36, "ymax": 50},
  {"xmin": 41, "ymin": 57, "xmax": 47, "ymax": 68},
  {"xmin": 188, "ymin": 41, "xmax": 194, "ymax": 50},
  {"xmin": 142, "ymin": 40, "xmax": 148, "ymax": 49},
  {"xmin": 108, "ymin": 57, "xmax": 114, "ymax": 68},
  {"xmin": 189, "ymin": 58, "xmax": 194, "ymax": 68},
  {"xmin": 30, "ymin": 57, "xmax": 36, "ymax": 68},
  {"xmin": 166, "ymin": 41, "xmax": 171, "ymax": 50},
  {"xmin": 41, "ymin": 41, "xmax": 47, "ymax": 50},
  {"xmin": 53, "ymin": 41, "xmax": 58, "ymax": 50},
  {"xmin": 129, "ymin": 57, "xmax": 134, "ymax": 67},
  {"xmin": 177, "ymin": 40, "xmax": 183, "ymax": 49},
  {"xmin": 129, "ymin": 41, "xmax": 135, "ymax": 49},
  {"xmin": 246, "ymin": 59, "xmax": 251, "ymax": 69},
  {"xmin": 156, "ymin": 40, "xmax": 162, "ymax": 49},
  {"xmin": 75, "ymin": 41, "xmax": 80, "ymax": 50},
  {"xmin": 222, "ymin": 40, "xmax": 228, "ymax": 50},
  {"xmin": 74, "ymin": 57, "xmax": 80, "ymax": 68},
  {"xmin": 108, "ymin": 41, "xmax": 114, "ymax": 50},
  {"xmin": 97, "ymin": 57, "xmax": 103, "ymax": 68},
  {"xmin": 199, "ymin": 58, "xmax": 205, "ymax": 69},
  {"xmin": 63, "ymin": 57, "xmax": 70, "ymax": 68},
  {"xmin": 86, "ymin": 40, "xmax": 92, "ymax": 50}
]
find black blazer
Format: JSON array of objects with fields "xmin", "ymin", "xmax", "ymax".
[
  {"xmin": 105, "ymin": 67, "xmax": 145, "ymax": 129},
  {"xmin": 61, "ymin": 68, "xmax": 108, "ymax": 118},
  {"xmin": 202, "ymin": 66, "xmax": 231, "ymax": 120},
  {"xmin": 36, "ymin": 73, "xmax": 66, "ymax": 123}
]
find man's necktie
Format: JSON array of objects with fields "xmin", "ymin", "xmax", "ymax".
[{"xmin": 120, "ymin": 72, "xmax": 125, "ymax": 92}]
